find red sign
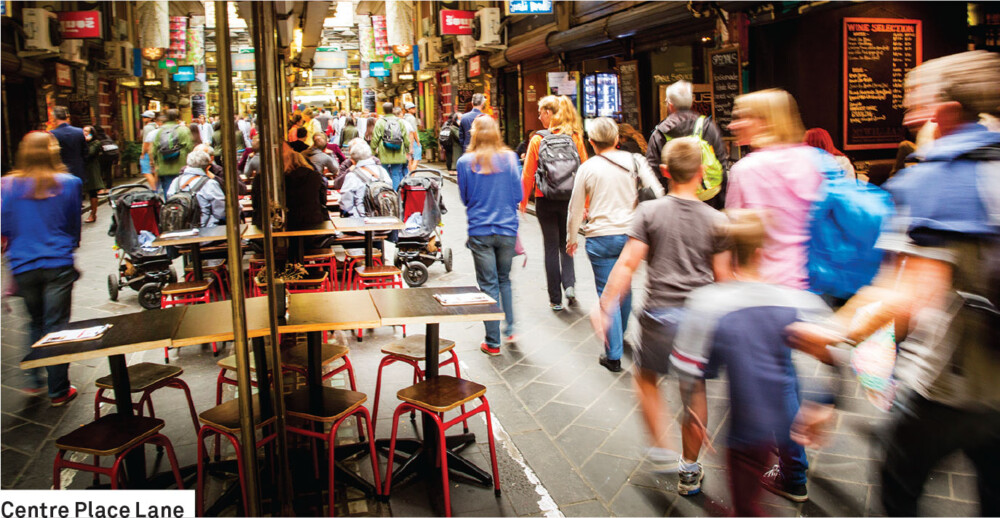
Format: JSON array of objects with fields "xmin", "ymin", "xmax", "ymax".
[
  {"xmin": 440, "ymin": 9, "xmax": 474, "ymax": 35},
  {"xmin": 55, "ymin": 63, "xmax": 72, "ymax": 87},
  {"xmin": 469, "ymin": 56, "xmax": 481, "ymax": 77},
  {"xmin": 58, "ymin": 11, "xmax": 102, "ymax": 39}
]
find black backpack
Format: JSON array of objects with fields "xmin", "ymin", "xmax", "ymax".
[
  {"xmin": 157, "ymin": 125, "xmax": 183, "ymax": 161},
  {"xmin": 99, "ymin": 136, "xmax": 119, "ymax": 163},
  {"xmin": 535, "ymin": 130, "xmax": 580, "ymax": 200},
  {"xmin": 438, "ymin": 124, "xmax": 453, "ymax": 147},
  {"xmin": 382, "ymin": 118, "xmax": 405, "ymax": 151},
  {"xmin": 160, "ymin": 174, "xmax": 209, "ymax": 231},
  {"xmin": 353, "ymin": 167, "xmax": 401, "ymax": 219}
]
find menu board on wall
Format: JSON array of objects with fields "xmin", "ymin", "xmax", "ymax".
[
  {"xmin": 843, "ymin": 18, "xmax": 922, "ymax": 150},
  {"xmin": 708, "ymin": 47, "xmax": 740, "ymax": 138},
  {"xmin": 618, "ymin": 60, "xmax": 641, "ymax": 129}
]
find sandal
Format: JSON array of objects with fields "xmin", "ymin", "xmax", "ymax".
[{"xmin": 84, "ymin": 214, "xmax": 96, "ymax": 224}]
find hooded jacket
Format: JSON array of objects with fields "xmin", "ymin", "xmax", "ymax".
[{"xmin": 645, "ymin": 110, "xmax": 728, "ymax": 208}]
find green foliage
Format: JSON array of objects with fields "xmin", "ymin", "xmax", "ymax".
[{"xmin": 120, "ymin": 141, "xmax": 143, "ymax": 165}]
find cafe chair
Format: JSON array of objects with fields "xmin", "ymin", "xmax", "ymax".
[
  {"xmin": 196, "ymin": 395, "xmax": 277, "ymax": 517},
  {"xmin": 93, "ymin": 362, "xmax": 200, "ymax": 434},
  {"xmin": 372, "ymin": 335, "xmax": 468, "ymax": 435},
  {"xmin": 53, "ymin": 414, "xmax": 184, "ymax": 490},
  {"xmin": 160, "ymin": 279, "xmax": 218, "ymax": 363},
  {"xmin": 341, "ymin": 248, "xmax": 383, "ymax": 289},
  {"xmin": 183, "ymin": 257, "xmax": 230, "ymax": 300},
  {"xmin": 247, "ymin": 257, "xmax": 267, "ymax": 297},
  {"xmin": 285, "ymin": 387, "xmax": 381, "ymax": 516},
  {"xmin": 303, "ymin": 248, "xmax": 339, "ymax": 291},
  {"xmin": 383, "ymin": 376, "xmax": 500, "ymax": 517}
]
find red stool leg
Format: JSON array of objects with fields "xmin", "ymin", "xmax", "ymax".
[
  {"xmin": 167, "ymin": 379, "xmax": 201, "ymax": 435},
  {"xmin": 53, "ymin": 451, "xmax": 65, "ymax": 489},
  {"xmin": 433, "ymin": 413, "xmax": 452, "ymax": 517},
  {"xmin": 372, "ymin": 356, "xmax": 394, "ymax": 435},
  {"xmin": 382, "ymin": 404, "xmax": 411, "ymax": 498},
  {"xmin": 482, "ymin": 397, "xmax": 501, "ymax": 494}
]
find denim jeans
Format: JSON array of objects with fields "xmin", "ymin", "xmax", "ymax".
[
  {"xmin": 586, "ymin": 234, "xmax": 631, "ymax": 360},
  {"xmin": 158, "ymin": 174, "xmax": 178, "ymax": 198},
  {"xmin": 778, "ymin": 359, "xmax": 809, "ymax": 485},
  {"xmin": 386, "ymin": 163, "xmax": 408, "ymax": 191},
  {"xmin": 14, "ymin": 266, "xmax": 78, "ymax": 398},
  {"xmin": 534, "ymin": 197, "xmax": 575, "ymax": 304},
  {"xmin": 467, "ymin": 235, "xmax": 516, "ymax": 347}
]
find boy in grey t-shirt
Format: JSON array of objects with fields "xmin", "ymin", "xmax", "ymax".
[{"xmin": 592, "ymin": 137, "xmax": 731, "ymax": 495}]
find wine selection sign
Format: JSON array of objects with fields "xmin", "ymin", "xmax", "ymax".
[
  {"xmin": 843, "ymin": 18, "xmax": 922, "ymax": 150},
  {"xmin": 708, "ymin": 46, "xmax": 740, "ymax": 138}
]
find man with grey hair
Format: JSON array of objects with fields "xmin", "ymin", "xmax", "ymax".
[
  {"xmin": 459, "ymin": 93, "xmax": 486, "ymax": 151},
  {"xmin": 340, "ymin": 138, "xmax": 392, "ymax": 219},
  {"xmin": 167, "ymin": 149, "xmax": 226, "ymax": 227},
  {"xmin": 646, "ymin": 80, "xmax": 727, "ymax": 208}
]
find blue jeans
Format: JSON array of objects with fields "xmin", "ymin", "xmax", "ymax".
[
  {"xmin": 778, "ymin": 359, "xmax": 809, "ymax": 485},
  {"xmin": 586, "ymin": 234, "xmax": 631, "ymax": 361},
  {"xmin": 467, "ymin": 235, "xmax": 516, "ymax": 347},
  {"xmin": 14, "ymin": 266, "xmax": 78, "ymax": 398},
  {"xmin": 386, "ymin": 163, "xmax": 408, "ymax": 191},
  {"xmin": 158, "ymin": 174, "xmax": 178, "ymax": 198}
]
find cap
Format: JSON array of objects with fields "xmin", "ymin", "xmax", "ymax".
[
  {"xmin": 142, "ymin": 110, "xmax": 155, "ymax": 119},
  {"xmin": 404, "ymin": 102, "xmax": 416, "ymax": 110}
]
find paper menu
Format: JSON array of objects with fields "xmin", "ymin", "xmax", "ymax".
[
  {"xmin": 433, "ymin": 293, "xmax": 497, "ymax": 306},
  {"xmin": 34, "ymin": 325, "xmax": 113, "ymax": 347}
]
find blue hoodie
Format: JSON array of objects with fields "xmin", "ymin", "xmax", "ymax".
[
  {"xmin": 457, "ymin": 150, "xmax": 522, "ymax": 237},
  {"xmin": 885, "ymin": 123, "xmax": 1000, "ymax": 245},
  {"xmin": 1, "ymin": 173, "xmax": 82, "ymax": 275}
]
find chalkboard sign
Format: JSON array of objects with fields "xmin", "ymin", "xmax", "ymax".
[
  {"xmin": 708, "ymin": 47, "xmax": 740, "ymax": 138},
  {"xmin": 618, "ymin": 60, "xmax": 641, "ymax": 129},
  {"xmin": 843, "ymin": 18, "xmax": 922, "ymax": 150}
]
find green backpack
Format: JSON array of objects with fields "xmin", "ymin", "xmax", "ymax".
[{"xmin": 662, "ymin": 116, "xmax": 724, "ymax": 201}]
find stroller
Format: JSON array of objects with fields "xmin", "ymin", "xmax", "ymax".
[
  {"xmin": 394, "ymin": 169, "xmax": 453, "ymax": 287},
  {"xmin": 106, "ymin": 183, "xmax": 176, "ymax": 310}
]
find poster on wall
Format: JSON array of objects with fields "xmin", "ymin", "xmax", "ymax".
[
  {"xmin": 191, "ymin": 94, "xmax": 206, "ymax": 116},
  {"xmin": 708, "ymin": 46, "xmax": 740, "ymax": 138},
  {"xmin": 842, "ymin": 18, "xmax": 922, "ymax": 150},
  {"xmin": 547, "ymin": 71, "xmax": 579, "ymax": 106},
  {"xmin": 55, "ymin": 63, "xmax": 73, "ymax": 87}
]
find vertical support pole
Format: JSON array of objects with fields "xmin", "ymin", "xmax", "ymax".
[
  {"xmin": 214, "ymin": 3, "xmax": 263, "ymax": 515},
  {"xmin": 249, "ymin": 1, "xmax": 294, "ymax": 511}
]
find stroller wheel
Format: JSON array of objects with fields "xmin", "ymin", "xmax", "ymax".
[
  {"xmin": 443, "ymin": 248, "xmax": 454, "ymax": 273},
  {"xmin": 403, "ymin": 261, "xmax": 429, "ymax": 287},
  {"xmin": 107, "ymin": 274, "xmax": 119, "ymax": 302},
  {"xmin": 137, "ymin": 283, "xmax": 162, "ymax": 311}
]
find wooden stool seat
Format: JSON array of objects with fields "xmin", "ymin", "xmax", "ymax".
[
  {"xmin": 162, "ymin": 279, "xmax": 214, "ymax": 295},
  {"xmin": 199, "ymin": 395, "xmax": 275, "ymax": 434},
  {"xmin": 283, "ymin": 342, "xmax": 349, "ymax": 371},
  {"xmin": 285, "ymin": 387, "xmax": 367, "ymax": 423},
  {"xmin": 216, "ymin": 354, "xmax": 260, "ymax": 372},
  {"xmin": 397, "ymin": 376, "xmax": 486, "ymax": 413},
  {"xmin": 355, "ymin": 265, "xmax": 400, "ymax": 278},
  {"xmin": 56, "ymin": 414, "xmax": 164, "ymax": 456},
  {"xmin": 253, "ymin": 272, "xmax": 327, "ymax": 289},
  {"xmin": 304, "ymin": 248, "xmax": 336, "ymax": 261},
  {"xmin": 95, "ymin": 363, "xmax": 182, "ymax": 391},
  {"xmin": 345, "ymin": 248, "xmax": 382, "ymax": 260},
  {"xmin": 381, "ymin": 335, "xmax": 456, "ymax": 361},
  {"xmin": 184, "ymin": 259, "xmax": 227, "ymax": 272}
]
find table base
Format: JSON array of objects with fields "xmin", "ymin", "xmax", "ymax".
[{"xmin": 375, "ymin": 434, "xmax": 498, "ymax": 494}]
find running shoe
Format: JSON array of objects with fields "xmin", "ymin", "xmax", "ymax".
[
  {"xmin": 678, "ymin": 462, "xmax": 704, "ymax": 496},
  {"xmin": 50, "ymin": 386, "xmax": 78, "ymax": 407},
  {"xmin": 480, "ymin": 342, "xmax": 501, "ymax": 356},
  {"xmin": 550, "ymin": 303, "xmax": 564, "ymax": 311},
  {"xmin": 762, "ymin": 464, "xmax": 809, "ymax": 502},
  {"xmin": 565, "ymin": 286, "xmax": 577, "ymax": 306}
]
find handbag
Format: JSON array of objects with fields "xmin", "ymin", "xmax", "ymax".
[{"xmin": 597, "ymin": 153, "xmax": 657, "ymax": 205}]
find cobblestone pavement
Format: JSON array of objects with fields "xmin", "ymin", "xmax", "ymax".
[{"xmin": 1, "ymin": 167, "xmax": 981, "ymax": 516}]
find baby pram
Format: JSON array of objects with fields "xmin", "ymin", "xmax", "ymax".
[
  {"xmin": 106, "ymin": 183, "xmax": 176, "ymax": 310},
  {"xmin": 394, "ymin": 169, "xmax": 453, "ymax": 287}
]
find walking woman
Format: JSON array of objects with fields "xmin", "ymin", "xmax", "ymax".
[
  {"xmin": 1, "ymin": 132, "xmax": 82, "ymax": 405},
  {"xmin": 340, "ymin": 116, "xmax": 359, "ymax": 144},
  {"xmin": 81, "ymin": 126, "xmax": 105, "ymax": 223},
  {"xmin": 566, "ymin": 117, "xmax": 664, "ymax": 372},
  {"xmin": 458, "ymin": 116, "xmax": 522, "ymax": 356},
  {"xmin": 363, "ymin": 116, "xmax": 377, "ymax": 146},
  {"xmin": 520, "ymin": 95, "xmax": 587, "ymax": 311},
  {"xmin": 442, "ymin": 112, "xmax": 462, "ymax": 172}
]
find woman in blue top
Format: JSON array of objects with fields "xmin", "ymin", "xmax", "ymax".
[
  {"xmin": 1, "ymin": 132, "xmax": 82, "ymax": 406},
  {"xmin": 457, "ymin": 116, "xmax": 522, "ymax": 356}
]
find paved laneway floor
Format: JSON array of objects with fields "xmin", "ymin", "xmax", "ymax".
[{"xmin": 1, "ymin": 167, "xmax": 982, "ymax": 516}]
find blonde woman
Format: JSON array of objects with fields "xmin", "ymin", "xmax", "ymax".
[
  {"xmin": 458, "ymin": 116, "xmax": 522, "ymax": 355},
  {"xmin": 725, "ymin": 88, "xmax": 823, "ymax": 503},
  {"xmin": 1, "ymin": 132, "xmax": 82, "ymax": 405},
  {"xmin": 521, "ymin": 95, "xmax": 588, "ymax": 311}
]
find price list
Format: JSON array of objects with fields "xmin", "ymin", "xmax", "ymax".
[
  {"xmin": 618, "ymin": 61, "xmax": 641, "ymax": 129},
  {"xmin": 709, "ymin": 47, "xmax": 741, "ymax": 138},
  {"xmin": 843, "ymin": 18, "xmax": 922, "ymax": 150}
]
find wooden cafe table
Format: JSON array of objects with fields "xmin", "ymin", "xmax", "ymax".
[
  {"xmin": 151, "ymin": 224, "xmax": 246, "ymax": 281},
  {"xmin": 330, "ymin": 216, "xmax": 404, "ymax": 268},
  {"xmin": 368, "ymin": 286, "xmax": 505, "ymax": 491}
]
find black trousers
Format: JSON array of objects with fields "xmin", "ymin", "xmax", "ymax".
[
  {"xmin": 534, "ymin": 196, "xmax": 575, "ymax": 305},
  {"xmin": 881, "ymin": 390, "xmax": 1000, "ymax": 516}
]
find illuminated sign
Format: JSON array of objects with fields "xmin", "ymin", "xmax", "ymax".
[
  {"xmin": 314, "ymin": 49, "xmax": 349, "ymax": 69},
  {"xmin": 172, "ymin": 66, "xmax": 195, "ymax": 82},
  {"xmin": 232, "ymin": 49, "xmax": 255, "ymax": 72},
  {"xmin": 143, "ymin": 80, "xmax": 163, "ymax": 86},
  {"xmin": 58, "ymin": 11, "xmax": 102, "ymax": 39},
  {"xmin": 507, "ymin": 1, "xmax": 553, "ymax": 14},
  {"xmin": 440, "ymin": 10, "xmax": 474, "ymax": 35},
  {"xmin": 398, "ymin": 73, "xmax": 414, "ymax": 80},
  {"xmin": 369, "ymin": 62, "xmax": 389, "ymax": 77}
]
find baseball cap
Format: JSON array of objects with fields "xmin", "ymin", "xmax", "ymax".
[
  {"xmin": 404, "ymin": 102, "xmax": 416, "ymax": 110},
  {"xmin": 142, "ymin": 110, "xmax": 156, "ymax": 119}
]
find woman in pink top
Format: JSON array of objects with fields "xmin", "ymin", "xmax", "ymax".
[{"xmin": 725, "ymin": 89, "xmax": 823, "ymax": 289}]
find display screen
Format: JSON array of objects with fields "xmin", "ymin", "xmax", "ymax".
[
  {"xmin": 172, "ymin": 66, "xmax": 195, "ymax": 82},
  {"xmin": 583, "ymin": 73, "xmax": 620, "ymax": 121}
]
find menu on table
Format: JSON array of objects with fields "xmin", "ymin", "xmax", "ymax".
[
  {"xmin": 708, "ymin": 47, "xmax": 741, "ymax": 138},
  {"xmin": 843, "ymin": 18, "xmax": 922, "ymax": 150},
  {"xmin": 618, "ymin": 61, "xmax": 641, "ymax": 129}
]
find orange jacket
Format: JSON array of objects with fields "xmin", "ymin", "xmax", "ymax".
[{"xmin": 520, "ymin": 129, "xmax": 588, "ymax": 211}]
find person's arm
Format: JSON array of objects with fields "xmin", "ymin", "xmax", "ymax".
[
  {"xmin": 565, "ymin": 167, "xmax": 588, "ymax": 255},
  {"xmin": 370, "ymin": 121, "xmax": 383, "ymax": 154},
  {"xmin": 509, "ymin": 152, "xmax": 523, "ymax": 207},
  {"xmin": 520, "ymin": 135, "xmax": 542, "ymax": 212},
  {"xmin": 67, "ymin": 177, "xmax": 83, "ymax": 247},
  {"xmin": 591, "ymin": 237, "xmax": 649, "ymax": 341},
  {"xmin": 646, "ymin": 127, "xmax": 665, "ymax": 174},
  {"xmin": 573, "ymin": 133, "xmax": 589, "ymax": 162},
  {"xmin": 636, "ymin": 157, "xmax": 666, "ymax": 197}
]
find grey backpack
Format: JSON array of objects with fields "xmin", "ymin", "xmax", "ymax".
[{"xmin": 535, "ymin": 130, "xmax": 580, "ymax": 200}]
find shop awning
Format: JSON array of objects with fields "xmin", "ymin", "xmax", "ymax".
[{"xmin": 546, "ymin": 2, "xmax": 693, "ymax": 54}]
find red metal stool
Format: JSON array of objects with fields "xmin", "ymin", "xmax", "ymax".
[
  {"xmin": 247, "ymin": 257, "xmax": 266, "ymax": 296},
  {"xmin": 184, "ymin": 258, "xmax": 229, "ymax": 300},
  {"xmin": 372, "ymin": 335, "xmax": 467, "ymax": 435},
  {"xmin": 196, "ymin": 395, "xmax": 277, "ymax": 516},
  {"xmin": 342, "ymin": 248, "xmax": 383, "ymax": 289},
  {"xmin": 161, "ymin": 280, "xmax": 217, "ymax": 362},
  {"xmin": 352, "ymin": 265, "xmax": 404, "ymax": 342},
  {"xmin": 383, "ymin": 376, "xmax": 500, "ymax": 517},
  {"xmin": 303, "ymin": 249, "xmax": 339, "ymax": 291},
  {"xmin": 53, "ymin": 414, "xmax": 184, "ymax": 489},
  {"xmin": 285, "ymin": 387, "xmax": 381, "ymax": 516},
  {"xmin": 94, "ymin": 363, "xmax": 199, "ymax": 433},
  {"xmin": 253, "ymin": 272, "xmax": 329, "ymax": 295}
]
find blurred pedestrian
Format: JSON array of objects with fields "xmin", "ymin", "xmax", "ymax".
[
  {"xmin": 363, "ymin": 116, "xmax": 376, "ymax": 146},
  {"xmin": 151, "ymin": 109, "xmax": 194, "ymax": 196},
  {"xmin": 370, "ymin": 102, "xmax": 410, "ymax": 190},
  {"xmin": 93, "ymin": 125, "xmax": 119, "ymax": 192},
  {"xmin": 804, "ymin": 128, "xmax": 855, "ymax": 178},
  {"xmin": 340, "ymin": 116, "xmax": 359, "ymax": 145},
  {"xmin": 81, "ymin": 126, "xmax": 105, "ymax": 223},
  {"xmin": 459, "ymin": 94, "xmax": 486, "ymax": 152},
  {"xmin": 617, "ymin": 122, "xmax": 647, "ymax": 155},
  {"xmin": 1, "ymin": 132, "xmax": 82, "ymax": 406},
  {"xmin": 458, "ymin": 116, "xmax": 522, "ymax": 355}
]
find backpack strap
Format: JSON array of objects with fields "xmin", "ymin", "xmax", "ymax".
[
  {"xmin": 692, "ymin": 116, "xmax": 707, "ymax": 139},
  {"xmin": 190, "ymin": 176, "xmax": 210, "ymax": 194}
]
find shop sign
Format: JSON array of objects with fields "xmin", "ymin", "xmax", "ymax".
[
  {"xmin": 232, "ymin": 49, "xmax": 255, "ymax": 72},
  {"xmin": 55, "ymin": 63, "xmax": 72, "ymax": 87},
  {"xmin": 469, "ymin": 56, "xmax": 481, "ymax": 78},
  {"xmin": 440, "ymin": 10, "xmax": 474, "ymax": 36},
  {"xmin": 507, "ymin": 0, "xmax": 553, "ymax": 15},
  {"xmin": 314, "ymin": 49, "xmax": 348, "ymax": 69},
  {"xmin": 398, "ymin": 73, "xmax": 415, "ymax": 81},
  {"xmin": 143, "ymin": 79, "xmax": 162, "ymax": 86},
  {"xmin": 58, "ymin": 11, "xmax": 102, "ymax": 39},
  {"xmin": 369, "ymin": 62, "xmax": 389, "ymax": 78}
]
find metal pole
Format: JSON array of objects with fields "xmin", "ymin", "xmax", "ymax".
[
  {"xmin": 213, "ymin": 3, "xmax": 262, "ymax": 515},
  {"xmin": 250, "ymin": 1, "xmax": 294, "ymax": 511}
]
